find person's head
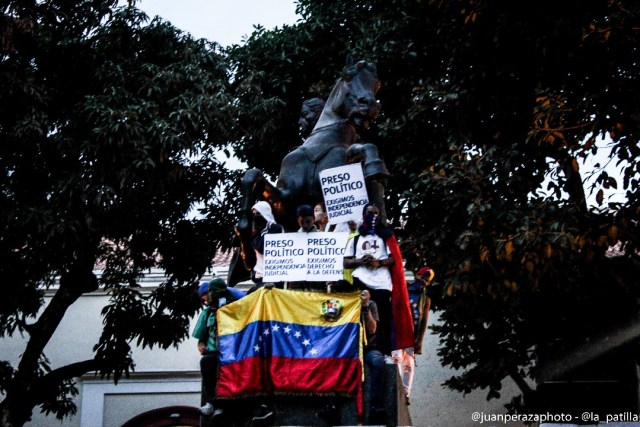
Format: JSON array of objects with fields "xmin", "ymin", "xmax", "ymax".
[
  {"xmin": 314, "ymin": 202, "xmax": 328, "ymax": 229},
  {"xmin": 361, "ymin": 289, "xmax": 371, "ymax": 305},
  {"xmin": 416, "ymin": 266, "xmax": 435, "ymax": 284},
  {"xmin": 362, "ymin": 203, "xmax": 380, "ymax": 218},
  {"xmin": 296, "ymin": 204, "xmax": 315, "ymax": 232},
  {"xmin": 198, "ymin": 282, "xmax": 210, "ymax": 305},
  {"xmin": 347, "ymin": 219, "xmax": 358, "ymax": 232},
  {"xmin": 299, "ymin": 98, "xmax": 325, "ymax": 138},
  {"xmin": 252, "ymin": 201, "xmax": 276, "ymax": 230},
  {"xmin": 361, "ymin": 203, "xmax": 381, "ymax": 234},
  {"xmin": 207, "ymin": 277, "xmax": 239, "ymax": 309}
]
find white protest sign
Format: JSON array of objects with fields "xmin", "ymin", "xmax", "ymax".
[
  {"xmin": 263, "ymin": 233, "xmax": 307, "ymax": 282},
  {"xmin": 319, "ymin": 163, "xmax": 369, "ymax": 225},
  {"xmin": 263, "ymin": 232, "xmax": 350, "ymax": 282},
  {"xmin": 305, "ymin": 232, "xmax": 349, "ymax": 281}
]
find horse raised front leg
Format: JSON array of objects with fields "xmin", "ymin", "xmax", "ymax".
[
  {"xmin": 239, "ymin": 168, "xmax": 285, "ymax": 226},
  {"xmin": 235, "ymin": 168, "xmax": 266, "ymax": 271},
  {"xmin": 229, "ymin": 168, "xmax": 285, "ymax": 285},
  {"xmin": 346, "ymin": 143, "xmax": 390, "ymax": 225},
  {"xmin": 346, "ymin": 143, "xmax": 389, "ymax": 179}
]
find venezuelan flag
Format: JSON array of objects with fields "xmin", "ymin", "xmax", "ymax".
[{"xmin": 216, "ymin": 288, "xmax": 362, "ymax": 398}]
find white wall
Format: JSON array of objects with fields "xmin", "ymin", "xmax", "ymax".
[
  {"xmin": 4, "ymin": 276, "xmax": 526, "ymax": 427},
  {"xmin": 2, "ymin": 288, "xmax": 204, "ymax": 427}
]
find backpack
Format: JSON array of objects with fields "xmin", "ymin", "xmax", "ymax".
[{"xmin": 343, "ymin": 233, "xmax": 360, "ymax": 284}]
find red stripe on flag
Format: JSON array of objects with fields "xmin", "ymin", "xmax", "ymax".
[{"xmin": 217, "ymin": 356, "xmax": 362, "ymax": 399}]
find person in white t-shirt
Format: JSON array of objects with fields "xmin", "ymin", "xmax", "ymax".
[{"xmin": 343, "ymin": 203, "xmax": 395, "ymax": 355}]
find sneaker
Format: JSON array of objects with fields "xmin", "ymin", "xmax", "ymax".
[
  {"xmin": 199, "ymin": 402, "xmax": 214, "ymax": 416},
  {"xmin": 212, "ymin": 408, "xmax": 224, "ymax": 420},
  {"xmin": 252, "ymin": 404, "xmax": 274, "ymax": 422}
]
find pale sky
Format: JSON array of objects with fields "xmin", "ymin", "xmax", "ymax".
[{"xmin": 137, "ymin": 0, "xmax": 300, "ymax": 46}]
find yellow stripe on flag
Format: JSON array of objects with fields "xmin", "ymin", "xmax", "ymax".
[{"xmin": 218, "ymin": 288, "xmax": 360, "ymax": 336}]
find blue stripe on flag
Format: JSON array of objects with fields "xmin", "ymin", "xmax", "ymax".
[{"xmin": 219, "ymin": 320, "xmax": 359, "ymax": 365}]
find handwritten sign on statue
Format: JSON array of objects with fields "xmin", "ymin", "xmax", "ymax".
[
  {"xmin": 264, "ymin": 233, "xmax": 349, "ymax": 282},
  {"xmin": 319, "ymin": 163, "xmax": 369, "ymax": 225}
]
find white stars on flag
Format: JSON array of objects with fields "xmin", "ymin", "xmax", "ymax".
[{"xmin": 253, "ymin": 322, "xmax": 317, "ymax": 357}]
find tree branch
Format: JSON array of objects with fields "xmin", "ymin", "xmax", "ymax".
[{"xmin": 31, "ymin": 359, "xmax": 106, "ymax": 401}]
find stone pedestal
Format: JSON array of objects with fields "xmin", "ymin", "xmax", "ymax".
[{"xmin": 200, "ymin": 363, "xmax": 412, "ymax": 426}]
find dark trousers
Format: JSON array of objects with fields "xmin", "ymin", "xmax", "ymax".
[
  {"xmin": 200, "ymin": 352, "xmax": 219, "ymax": 403},
  {"xmin": 364, "ymin": 349, "xmax": 385, "ymax": 409},
  {"xmin": 354, "ymin": 278, "xmax": 392, "ymax": 355}
]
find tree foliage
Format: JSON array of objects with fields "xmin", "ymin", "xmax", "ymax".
[
  {"xmin": 227, "ymin": 0, "xmax": 640, "ymax": 412},
  {"xmin": 0, "ymin": 1, "xmax": 237, "ymax": 425},
  {"xmin": 2, "ymin": 0, "xmax": 640, "ymax": 423}
]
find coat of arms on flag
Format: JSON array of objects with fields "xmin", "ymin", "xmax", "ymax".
[{"xmin": 321, "ymin": 298, "xmax": 344, "ymax": 322}]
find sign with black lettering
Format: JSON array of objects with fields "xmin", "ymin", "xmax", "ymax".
[
  {"xmin": 263, "ymin": 233, "xmax": 307, "ymax": 282},
  {"xmin": 264, "ymin": 233, "xmax": 349, "ymax": 282},
  {"xmin": 319, "ymin": 164, "xmax": 369, "ymax": 225}
]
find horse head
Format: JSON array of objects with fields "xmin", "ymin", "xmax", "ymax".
[{"xmin": 315, "ymin": 55, "xmax": 382, "ymax": 131}]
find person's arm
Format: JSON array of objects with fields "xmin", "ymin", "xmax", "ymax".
[
  {"xmin": 252, "ymin": 231, "xmax": 265, "ymax": 253},
  {"xmin": 369, "ymin": 256, "xmax": 394, "ymax": 269},
  {"xmin": 193, "ymin": 308, "xmax": 209, "ymax": 354},
  {"xmin": 361, "ymin": 293, "xmax": 377, "ymax": 334},
  {"xmin": 343, "ymin": 236, "xmax": 360, "ymax": 269},
  {"xmin": 415, "ymin": 294, "xmax": 431, "ymax": 354},
  {"xmin": 344, "ymin": 256, "xmax": 364, "ymax": 269},
  {"xmin": 373, "ymin": 241, "xmax": 395, "ymax": 269},
  {"xmin": 362, "ymin": 305, "xmax": 377, "ymax": 335},
  {"xmin": 345, "ymin": 255, "xmax": 392, "ymax": 269}
]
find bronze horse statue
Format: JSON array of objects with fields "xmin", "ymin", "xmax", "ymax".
[{"xmin": 229, "ymin": 56, "xmax": 389, "ymax": 285}]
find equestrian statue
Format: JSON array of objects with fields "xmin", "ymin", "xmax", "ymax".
[{"xmin": 228, "ymin": 55, "xmax": 390, "ymax": 285}]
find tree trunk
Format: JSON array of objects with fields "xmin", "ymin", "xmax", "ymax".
[{"xmin": 0, "ymin": 263, "xmax": 97, "ymax": 427}]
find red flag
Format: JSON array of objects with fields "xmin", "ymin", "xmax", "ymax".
[{"xmin": 387, "ymin": 235, "xmax": 415, "ymax": 350}]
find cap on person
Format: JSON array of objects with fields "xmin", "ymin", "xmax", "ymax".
[
  {"xmin": 417, "ymin": 267, "xmax": 435, "ymax": 282},
  {"xmin": 198, "ymin": 282, "xmax": 209, "ymax": 298},
  {"xmin": 208, "ymin": 277, "xmax": 227, "ymax": 295},
  {"xmin": 296, "ymin": 204, "xmax": 314, "ymax": 217}
]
